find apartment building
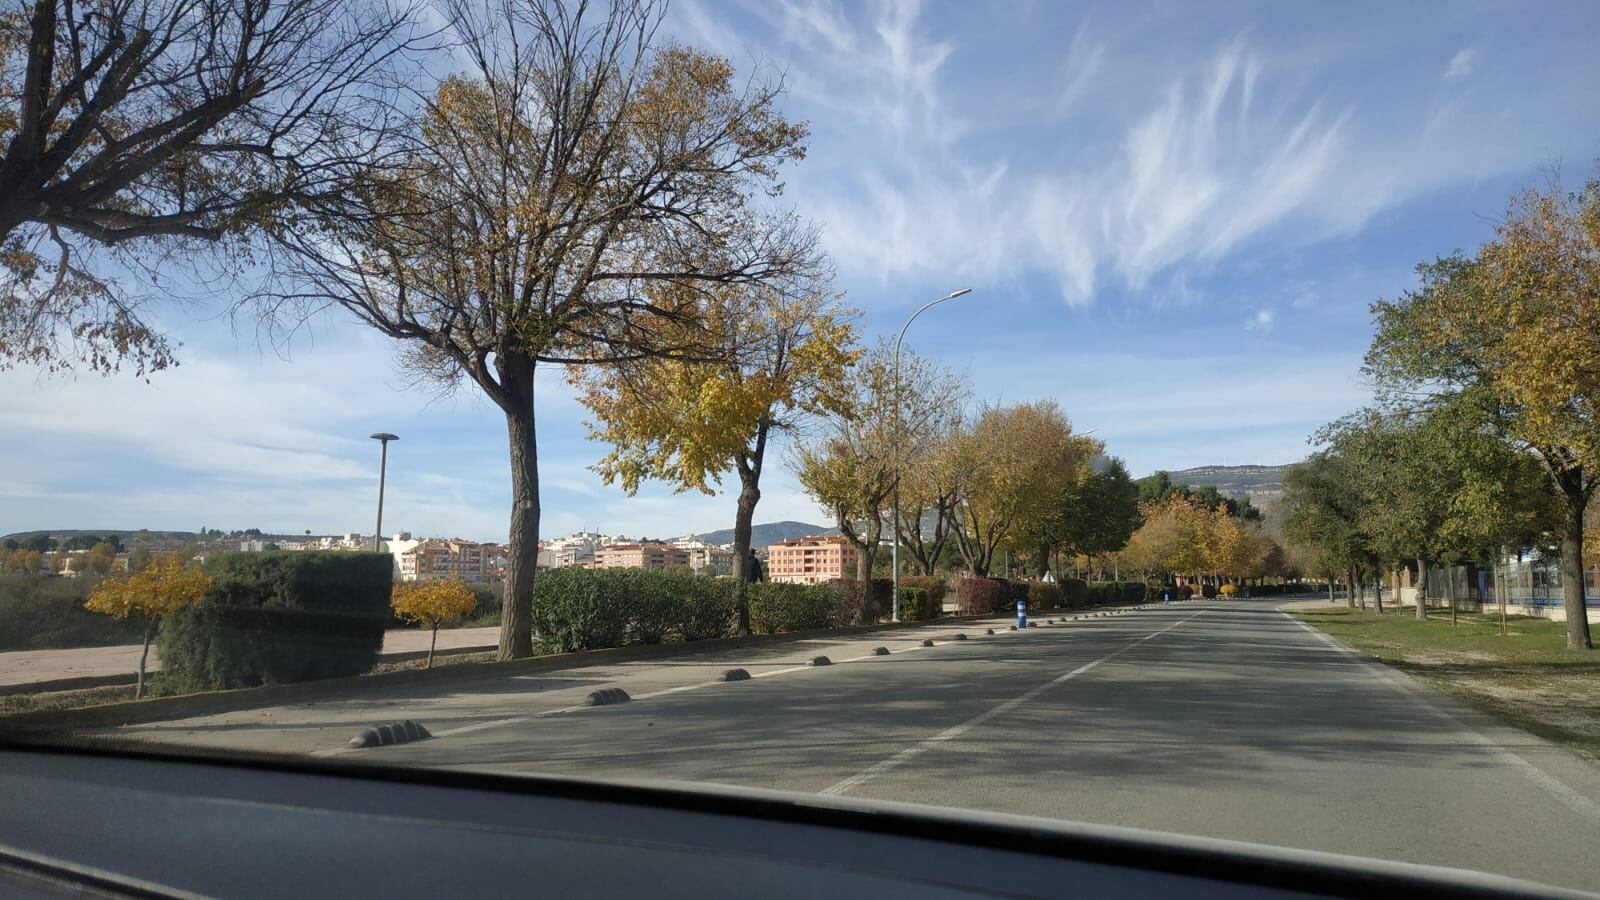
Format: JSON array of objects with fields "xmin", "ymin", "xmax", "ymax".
[
  {"xmin": 398, "ymin": 539, "xmax": 486, "ymax": 582},
  {"xmin": 671, "ymin": 536, "xmax": 735, "ymax": 574},
  {"xmin": 592, "ymin": 542, "xmax": 690, "ymax": 570},
  {"xmin": 766, "ymin": 535, "xmax": 859, "ymax": 585}
]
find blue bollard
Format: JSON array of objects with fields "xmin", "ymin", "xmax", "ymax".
[{"xmin": 1016, "ymin": 597, "xmax": 1027, "ymax": 629}]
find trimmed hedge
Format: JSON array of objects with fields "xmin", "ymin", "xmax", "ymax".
[
  {"xmin": 897, "ymin": 586, "xmax": 932, "ymax": 621},
  {"xmin": 954, "ymin": 577, "xmax": 1009, "ymax": 615},
  {"xmin": 1027, "ymin": 582, "xmax": 1063, "ymax": 610},
  {"xmin": 899, "ymin": 576, "xmax": 947, "ymax": 609},
  {"xmin": 158, "ymin": 552, "xmax": 391, "ymax": 691},
  {"xmin": 829, "ymin": 578, "xmax": 893, "ymax": 626},
  {"xmin": 0, "ymin": 574, "xmax": 142, "ymax": 651},
  {"xmin": 749, "ymin": 582, "xmax": 839, "ymax": 633},
  {"xmin": 1086, "ymin": 581, "xmax": 1146, "ymax": 606},
  {"xmin": 1060, "ymin": 578, "xmax": 1089, "ymax": 609},
  {"xmin": 532, "ymin": 568, "xmax": 742, "ymax": 651}
]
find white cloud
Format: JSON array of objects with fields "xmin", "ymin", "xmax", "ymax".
[
  {"xmin": 1444, "ymin": 48, "xmax": 1475, "ymax": 80},
  {"xmin": 1244, "ymin": 308, "xmax": 1276, "ymax": 331}
]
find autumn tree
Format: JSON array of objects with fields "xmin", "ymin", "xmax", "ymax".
[
  {"xmin": 950, "ymin": 401, "xmax": 1098, "ymax": 577},
  {"xmin": 0, "ymin": 0, "xmax": 421, "ymax": 375},
  {"xmin": 577, "ymin": 278, "xmax": 858, "ymax": 634},
  {"xmin": 83, "ymin": 540, "xmax": 116, "ymax": 575},
  {"xmin": 894, "ymin": 410, "xmax": 967, "ymax": 576},
  {"xmin": 391, "ymin": 579, "xmax": 476, "ymax": 669},
  {"xmin": 1048, "ymin": 456, "xmax": 1140, "ymax": 579},
  {"xmin": 84, "ymin": 555, "xmax": 211, "ymax": 697},
  {"xmin": 796, "ymin": 342, "xmax": 963, "ymax": 579},
  {"xmin": 1367, "ymin": 175, "xmax": 1599, "ymax": 646},
  {"xmin": 268, "ymin": 0, "xmax": 819, "ymax": 659}
]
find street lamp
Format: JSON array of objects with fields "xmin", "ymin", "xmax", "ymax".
[
  {"xmin": 370, "ymin": 433, "xmax": 398, "ymax": 552},
  {"xmin": 891, "ymin": 288, "xmax": 973, "ymax": 622}
]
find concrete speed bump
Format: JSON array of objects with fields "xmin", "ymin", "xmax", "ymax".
[
  {"xmin": 953, "ymin": 633, "xmax": 968, "ymax": 641},
  {"xmin": 720, "ymin": 668, "xmax": 751, "ymax": 681},
  {"xmin": 921, "ymin": 639, "xmax": 935, "ymax": 647},
  {"xmin": 873, "ymin": 647, "xmax": 891, "ymax": 656},
  {"xmin": 584, "ymin": 687, "xmax": 632, "ymax": 706},
  {"xmin": 1008, "ymin": 625, "xmax": 1017, "ymax": 631},
  {"xmin": 348, "ymin": 720, "xmax": 430, "ymax": 749},
  {"xmin": 810, "ymin": 655, "xmax": 832, "ymax": 666},
  {"xmin": 984, "ymin": 628, "xmax": 995, "ymax": 635}
]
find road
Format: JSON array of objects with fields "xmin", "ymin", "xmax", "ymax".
[
  {"xmin": 107, "ymin": 600, "xmax": 1600, "ymax": 892},
  {"xmin": 0, "ymin": 626, "xmax": 500, "ymax": 688}
]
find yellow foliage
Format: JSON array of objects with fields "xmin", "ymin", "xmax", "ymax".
[
  {"xmin": 84, "ymin": 556, "xmax": 211, "ymax": 621},
  {"xmin": 391, "ymin": 579, "xmax": 477, "ymax": 628}
]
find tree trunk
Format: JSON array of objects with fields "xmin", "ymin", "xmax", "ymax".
[
  {"xmin": 1031, "ymin": 544, "xmax": 1049, "ymax": 580},
  {"xmin": 1555, "ymin": 468, "xmax": 1592, "ymax": 650},
  {"xmin": 1448, "ymin": 569, "xmax": 1457, "ymax": 626},
  {"xmin": 427, "ymin": 624, "xmax": 438, "ymax": 669},
  {"xmin": 497, "ymin": 353, "xmax": 539, "ymax": 661},
  {"xmin": 731, "ymin": 448, "xmax": 764, "ymax": 637},
  {"xmin": 1415, "ymin": 558, "xmax": 1429, "ymax": 621},
  {"xmin": 1374, "ymin": 571, "xmax": 1385, "ymax": 614},
  {"xmin": 1326, "ymin": 574, "xmax": 1335, "ymax": 604},
  {"xmin": 136, "ymin": 620, "xmax": 153, "ymax": 700}
]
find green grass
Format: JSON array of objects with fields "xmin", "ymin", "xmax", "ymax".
[{"xmin": 1292, "ymin": 607, "xmax": 1600, "ymax": 760}]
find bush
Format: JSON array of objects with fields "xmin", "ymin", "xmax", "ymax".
[
  {"xmin": 1008, "ymin": 579, "xmax": 1030, "ymax": 602},
  {"xmin": 830, "ymin": 578, "xmax": 893, "ymax": 626},
  {"xmin": 680, "ymin": 577, "xmax": 738, "ymax": 641},
  {"xmin": 1059, "ymin": 578, "xmax": 1089, "ymax": 609},
  {"xmin": 954, "ymin": 578, "xmax": 1009, "ymax": 615},
  {"xmin": 1177, "ymin": 584, "xmax": 1194, "ymax": 600},
  {"xmin": 1219, "ymin": 583, "xmax": 1239, "ymax": 598},
  {"xmin": 1028, "ymin": 582, "xmax": 1063, "ymax": 610},
  {"xmin": 896, "ymin": 587, "xmax": 932, "ymax": 621},
  {"xmin": 899, "ymin": 576, "xmax": 947, "ymax": 609},
  {"xmin": 0, "ymin": 575, "xmax": 142, "ymax": 651},
  {"xmin": 1199, "ymin": 583, "xmax": 1219, "ymax": 599},
  {"xmin": 158, "ymin": 552, "xmax": 391, "ymax": 691},
  {"xmin": 749, "ymin": 582, "xmax": 837, "ymax": 633}
]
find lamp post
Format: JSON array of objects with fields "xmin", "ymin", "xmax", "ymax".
[
  {"xmin": 370, "ymin": 433, "xmax": 398, "ymax": 552},
  {"xmin": 891, "ymin": 288, "xmax": 972, "ymax": 622}
]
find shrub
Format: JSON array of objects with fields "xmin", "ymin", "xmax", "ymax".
[
  {"xmin": 680, "ymin": 577, "xmax": 738, "ymax": 641},
  {"xmin": 1059, "ymin": 578, "xmax": 1089, "ymax": 608},
  {"xmin": 1008, "ymin": 579, "xmax": 1030, "ymax": 602},
  {"xmin": 900, "ymin": 576, "xmax": 947, "ymax": 609},
  {"xmin": 1199, "ymin": 582, "xmax": 1219, "ymax": 599},
  {"xmin": 1219, "ymin": 583, "xmax": 1239, "ymax": 598},
  {"xmin": 1177, "ymin": 584, "xmax": 1194, "ymax": 600},
  {"xmin": 0, "ymin": 575, "xmax": 142, "ymax": 651},
  {"xmin": 750, "ymin": 582, "xmax": 837, "ymax": 633},
  {"xmin": 532, "ymin": 568, "xmax": 634, "ymax": 652},
  {"xmin": 1028, "ymin": 582, "xmax": 1063, "ymax": 610},
  {"xmin": 897, "ymin": 587, "xmax": 932, "ymax": 621},
  {"xmin": 830, "ymin": 578, "xmax": 893, "ymax": 626},
  {"xmin": 391, "ymin": 579, "xmax": 477, "ymax": 668},
  {"xmin": 954, "ymin": 577, "xmax": 1009, "ymax": 615},
  {"xmin": 158, "ymin": 552, "xmax": 391, "ymax": 691}
]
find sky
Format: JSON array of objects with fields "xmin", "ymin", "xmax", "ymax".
[{"xmin": 3, "ymin": 0, "xmax": 1599, "ymax": 542}]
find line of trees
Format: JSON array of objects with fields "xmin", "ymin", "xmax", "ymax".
[{"xmin": 1283, "ymin": 173, "xmax": 1598, "ymax": 649}]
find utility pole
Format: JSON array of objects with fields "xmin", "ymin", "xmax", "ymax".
[{"xmin": 370, "ymin": 433, "xmax": 399, "ymax": 552}]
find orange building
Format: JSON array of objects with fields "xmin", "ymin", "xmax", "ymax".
[
  {"xmin": 592, "ymin": 543, "xmax": 690, "ymax": 570},
  {"xmin": 766, "ymin": 536, "xmax": 859, "ymax": 584}
]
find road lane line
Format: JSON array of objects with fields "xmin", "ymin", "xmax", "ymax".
[
  {"xmin": 819, "ymin": 609, "xmax": 1208, "ymax": 797},
  {"xmin": 1282, "ymin": 612, "xmax": 1600, "ymax": 826}
]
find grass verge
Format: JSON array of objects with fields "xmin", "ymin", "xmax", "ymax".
[{"xmin": 1292, "ymin": 607, "xmax": 1600, "ymax": 761}]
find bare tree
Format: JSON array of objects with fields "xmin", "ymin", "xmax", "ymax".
[
  {"xmin": 264, "ymin": 0, "xmax": 817, "ymax": 659},
  {"xmin": 0, "ymin": 0, "xmax": 422, "ymax": 374}
]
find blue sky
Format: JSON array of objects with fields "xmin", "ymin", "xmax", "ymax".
[{"xmin": 3, "ymin": 0, "xmax": 1598, "ymax": 542}]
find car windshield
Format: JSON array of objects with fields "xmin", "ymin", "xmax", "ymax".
[{"xmin": 3, "ymin": 0, "xmax": 1600, "ymax": 893}]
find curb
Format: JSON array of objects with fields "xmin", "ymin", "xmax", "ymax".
[{"xmin": 0, "ymin": 612, "xmax": 1008, "ymax": 734}]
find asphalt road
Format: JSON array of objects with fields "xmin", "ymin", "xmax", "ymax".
[{"xmin": 112, "ymin": 600, "xmax": 1600, "ymax": 892}]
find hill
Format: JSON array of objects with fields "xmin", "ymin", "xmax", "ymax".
[
  {"xmin": 1161, "ymin": 464, "xmax": 1296, "ymax": 500},
  {"xmin": 696, "ymin": 520, "xmax": 837, "ymax": 548}
]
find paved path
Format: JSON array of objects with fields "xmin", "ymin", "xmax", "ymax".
[
  {"xmin": 0, "ymin": 626, "xmax": 501, "ymax": 688},
  {"xmin": 105, "ymin": 600, "xmax": 1600, "ymax": 892}
]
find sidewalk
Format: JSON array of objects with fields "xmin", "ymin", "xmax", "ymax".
[{"xmin": 0, "ymin": 626, "xmax": 501, "ymax": 690}]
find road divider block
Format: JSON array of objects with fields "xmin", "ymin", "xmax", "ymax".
[
  {"xmin": 719, "ymin": 668, "xmax": 751, "ymax": 682},
  {"xmin": 348, "ymin": 720, "xmax": 430, "ymax": 749},
  {"xmin": 873, "ymin": 647, "xmax": 890, "ymax": 656},
  {"xmin": 584, "ymin": 688, "xmax": 631, "ymax": 706},
  {"xmin": 985, "ymin": 628, "xmax": 995, "ymax": 635},
  {"xmin": 953, "ymin": 633, "xmax": 968, "ymax": 641},
  {"xmin": 921, "ymin": 639, "xmax": 935, "ymax": 647},
  {"xmin": 810, "ymin": 655, "xmax": 832, "ymax": 666}
]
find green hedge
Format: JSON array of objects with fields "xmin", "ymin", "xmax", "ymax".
[
  {"xmin": 531, "ymin": 569, "xmax": 744, "ymax": 651},
  {"xmin": 158, "ymin": 552, "xmax": 391, "ymax": 691},
  {"xmin": 1086, "ymin": 581, "xmax": 1146, "ymax": 606},
  {"xmin": 897, "ymin": 586, "xmax": 933, "ymax": 621},
  {"xmin": 899, "ymin": 576, "xmax": 947, "ymax": 608},
  {"xmin": 749, "ymin": 582, "xmax": 839, "ymax": 633},
  {"xmin": 829, "ymin": 578, "xmax": 893, "ymax": 625},
  {"xmin": 0, "ymin": 575, "xmax": 142, "ymax": 651},
  {"xmin": 1060, "ymin": 578, "xmax": 1089, "ymax": 608}
]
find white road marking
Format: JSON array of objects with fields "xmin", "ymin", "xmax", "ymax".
[
  {"xmin": 1282, "ymin": 612, "xmax": 1600, "ymax": 826},
  {"xmin": 819, "ymin": 609, "xmax": 1208, "ymax": 796}
]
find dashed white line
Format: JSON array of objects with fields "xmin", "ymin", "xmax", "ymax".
[{"xmin": 819, "ymin": 609, "xmax": 1208, "ymax": 796}]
